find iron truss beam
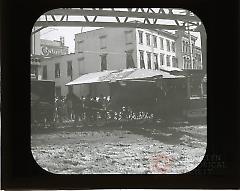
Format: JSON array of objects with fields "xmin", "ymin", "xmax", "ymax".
[
  {"xmin": 32, "ymin": 8, "xmax": 202, "ymax": 34},
  {"xmin": 35, "ymin": 21, "xmax": 186, "ymax": 30}
]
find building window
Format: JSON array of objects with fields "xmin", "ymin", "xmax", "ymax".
[
  {"xmin": 99, "ymin": 35, "xmax": 107, "ymax": 49},
  {"xmin": 77, "ymin": 40, "xmax": 84, "ymax": 53},
  {"xmin": 183, "ymin": 56, "xmax": 189, "ymax": 69},
  {"xmin": 160, "ymin": 53, "xmax": 164, "ymax": 66},
  {"xmin": 191, "ymin": 43, "xmax": 195, "ymax": 54},
  {"xmin": 183, "ymin": 57, "xmax": 187, "ymax": 69},
  {"xmin": 182, "ymin": 40, "xmax": 186, "ymax": 52},
  {"xmin": 196, "ymin": 53, "xmax": 202, "ymax": 63},
  {"xmin": 55, "ymin": 63, "xmax": 60, "ymax": 78},
  {"xmin": 100, "ymin": 54, "xmax": 107, "ymax": 71},
  {"xmin": 160, "ymin": 37, "xmax": 164, "ymax": 50},
  {"xmin": 147, "ymin": 52, "xmax": 151, "ymax": 69},
  {"xmin": 42, "ymin": 65, "xmax": 47, "ymax": 79},
  {"xmin": 184, "ymin": 56, "xmax": 191, "ymax": 69},
  {"xmin": 192, "ymin": 58, "xmax": 196, "ymax": 69},
  {"xmin": 125, "ymin": 30, "xmax": 133, "ymax": 44},
  {"xmin": 171, "ymin": 41, "xmax": 176, "ymax": 52},
  {"xmin": 153, "ymin": 35, "xmax": 157, "ymax": 48},
  {"xmin": 166, "ymin": 55, "xmax": 170, "ymax": 66},
  {"xmin": 186, "ymin": 42, "xmax": 190, "ymax": 53},
  {"xmin": 166, "ymin": 40, "xmax": 170, "ymax": 52},
  {"xmin": 146, "ymin": 33, "xmax": 151, "ymax": 46},
  {"xmin": 172, "ymin": 56, "xmax": 178, "ymax": 68},
  {"xmin": 187, "ymin": 57, "xmax": 191, "ymax": 69},
  {"xmin": 183, "ymin": 40, "xmax": 190, "ymax": 53},
  {"xmin": 139, "ymin": 51, "xmax": 145, "ymax": 69},
  {"xmin": 126, "ymin": 50, "xmax": 135, "ymax": 69},
  {"xmin": 153, "ymin": 54, "xmax": 158, "ymax": 70},
  {"xmin": 55, "ymin": 86, "xmax": 61, "ymax": 98},
  {"xmin": 78, "ymin": 57, "xmax": 84, "ymax": 75},
  {"xmin": 138, "ymin": 31, "xmax": 143, "ymax": 44},
  {"xmin": 67, "ymin": 61, "xmax": 72, "ymax": 78},
  {"xmin": 31, "ymin": 65, "xmax": 38, "ymax": 79}
]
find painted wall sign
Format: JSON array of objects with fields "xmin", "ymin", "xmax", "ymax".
[{"xmin": 41, "ymin": 45, "xmax": 68, "ymax": 57}]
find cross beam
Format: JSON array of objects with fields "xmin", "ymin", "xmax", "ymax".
[
  {"xmin": 32, "ymin": 8, "xmax": 202, "ymax": 34},
  {"xmin": 43, "ymin": 8, "xmax": 201, "ymax": 23},
  {"xmin": 34, "ymin": 21, "xmax": 186, "ymax": 31}
]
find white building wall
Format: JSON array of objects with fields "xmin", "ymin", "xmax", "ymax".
[
  {"xmin": 41, "ymin": 54, "xmax": 90, "ymax": 97},
  {"xmin": 75, "ymin": 28, "xmax": 179, "ymax": 72},
  {"xmin": 135, "ymin": 29, "xmax": 177, "ymax": 70},
  {"xmin": 75, "ymin": 28, "xmax": 137, "ymax": 71}
]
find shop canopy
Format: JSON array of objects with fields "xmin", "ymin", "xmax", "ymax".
[{"xmin": 66, "ymin": 68, "xmax": 185, "ymax": 86}]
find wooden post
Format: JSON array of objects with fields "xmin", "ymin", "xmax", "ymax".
[{"xmin": 187, "ymin": 74, "xmax": 191, "ymax": 99}]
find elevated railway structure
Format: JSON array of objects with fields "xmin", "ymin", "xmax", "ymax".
[
  {"xmin": 32, "ymin": 8, "xmax": 206, "ymax": 72},
  {"xmin": 33, "ymin": 8, "xmax": 201, "ymax": 33}
]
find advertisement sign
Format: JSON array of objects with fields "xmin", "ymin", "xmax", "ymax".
[{"xmin": 41, "ymin": 45, "xmax": 68, "ymax": 57}]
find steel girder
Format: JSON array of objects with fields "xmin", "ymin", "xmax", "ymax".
[{"xmin": 32, "ymin": 8, "xmax": 202, "ymax": 34}]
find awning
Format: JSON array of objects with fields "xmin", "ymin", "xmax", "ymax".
[
  {"xmin": 66, "ymin": 70, "xmax": 115, "ymax": 85},
  {"xmin": 159, "ymin": 66, "xmax": 183, "ymax": 72},
  {"xmin": 66, "ymin": 68, "xmax": 185, "ymax": 86}
]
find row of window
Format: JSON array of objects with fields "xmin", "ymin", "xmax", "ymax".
[
  {"xmin": 45, "ymin": 53, "xmax": 134, "ymax": 80},
  {"xmin": 56, "ymin": 61, "xmax": 72, "ymax": 78},
  {"xmin": 42, "ymin": 61, "xmax": 73, "ymax": 79},
  {"xmin": 77, "ymin": 31, "xmax": 176, "ymax": 53},
  {"xmin": 100, "ymin": 52, "xmax": 135, "ymax": 71},
  {"xmin": 182, "ymin": 40, "xmax": 194, "ymax": 54},
  {"xmin": 139, "ymin": 50, "xmax": 178, "ymax": 69},
  {"xmin": 77, "ymin": 36, "xmax": 109, "ymax": 51},
  {"xmin": 138, "ymin": 31, "xmax": 176, "ymax": 52},
  {"xmin": 51, "ymin": 55, "xmax": 109, "ymax": 80},
  {"xmin": 183, "ymin": 56, "xmax": 202, "ymax": 69},
  {"xmin": 77, "ymin": 31, "xmax": 134, "ymax": 52},
  {"xmin": 43, "ymin": 54, "xmax": 201, "ymax": 80}
]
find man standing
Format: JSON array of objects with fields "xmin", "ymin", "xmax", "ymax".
[
  {"xmin": 66, "ymin": 93, "xmax": 73, "ymax": 120},
  {"xmin": 71, "ymin": 93, "xmax": 83, "ymax": 123}
]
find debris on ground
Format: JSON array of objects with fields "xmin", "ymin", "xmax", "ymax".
[{"xmin": 31, "ymin": 124, "xmax": 207, "ymax": 174}]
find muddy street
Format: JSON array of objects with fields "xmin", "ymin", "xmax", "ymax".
[{"xmin": 31, "ymin": 123, "xmax": 207, "ymax": 174}]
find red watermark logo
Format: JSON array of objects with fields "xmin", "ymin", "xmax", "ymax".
[{"xmin": 149, "ymin": 153, "xmax": 173, "ymax": 174}]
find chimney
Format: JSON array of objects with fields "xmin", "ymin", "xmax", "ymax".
[{"xmin": 60, "ymin": 36, "xmax": 64, "ymax": 46}]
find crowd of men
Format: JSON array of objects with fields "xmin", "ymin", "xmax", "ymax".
[{"xmin": 54, "ymin": 92, "xmax": 154, "ymax": 124}]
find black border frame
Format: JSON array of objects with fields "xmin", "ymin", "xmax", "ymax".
[{"xmin": 1, "ymin": 0, "xmax": 240, "ymax": 189}]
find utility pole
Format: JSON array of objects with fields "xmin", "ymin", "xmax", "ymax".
[{"xmin": 187, "ymin": 23, "xmax": 194, "ymax": 69}]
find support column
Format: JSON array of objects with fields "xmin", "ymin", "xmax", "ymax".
[{"xmin": 195, "ymin": 24, "xmax": 207, "ymax": 74}]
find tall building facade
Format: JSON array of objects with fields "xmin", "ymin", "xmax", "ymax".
[
  {"xmin": 175, "ymin": 30, "xmax": 202, "ymax": 70},
  {"xmin": 40, "ymin": 27, "xmax": 203, "ymax": 98},
  {"xmin": 74, "ymin": 27, "xmax": 180, "ymax": 72}
]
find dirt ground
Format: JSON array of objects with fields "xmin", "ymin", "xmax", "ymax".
[{"xmin": 31, "ymin": 122, "xmax": 207, "ymax": 174}]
